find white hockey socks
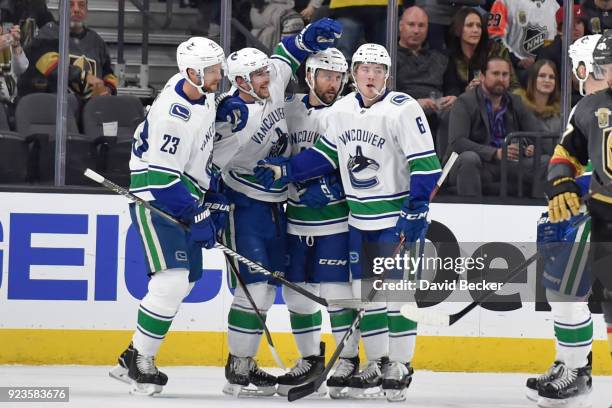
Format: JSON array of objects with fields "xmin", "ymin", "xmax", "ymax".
[
  {"xmin": 283, "ymin": 283, "xmax": 322, "ymax": 357},
  {"xmin": 227, "ymin": 282, "xmax": 276, "ymax": 357},
  {"xmin": 547, "ymin": 290, "xmax": 593, "ymax": 369},
  {"xmin": 132, "ymin": 268, "xmax": 193, "ymax": 357},
  {"xmin": 388, "ymin": 301, "xmax": 417, "ymax": 363},
  {"xmin": 321, "ymin": 282, "xmax": 359, "ymax": 358}
]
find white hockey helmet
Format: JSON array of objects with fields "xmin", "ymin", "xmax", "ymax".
[
  {"xmin": 350, "ymin": 43, "xmax": 391, "ymax": 101},
  {"xmin": 226, "ymin": 47, "xmax": 270, "ymax": 100},
  {"xmin": 350, "ymin": 43, "xmax": 391, "ymax": 79},
  {"xmin": 176, "ymin": 37, "xmax": 226, "ymax": 94},
  {"xmin": 305, "ymin": 48, "xmax": 348, "ymax": 105},
  {"xmin": 568, "ymin": 34, "xmax": 602, "ymax": 95}
]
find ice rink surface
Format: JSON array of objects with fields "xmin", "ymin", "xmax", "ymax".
[{"xmin": 1, "ymin": 366, "xmax": 611, "ymax": 408}]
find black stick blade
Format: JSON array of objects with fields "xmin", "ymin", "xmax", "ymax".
[{"xmin": 287, "ymin": 379, "xmax": 319, "ymax": 402}]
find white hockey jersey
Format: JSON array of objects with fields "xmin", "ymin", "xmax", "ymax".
[
  {"xmin": 488, "ymin": 0, "xmax": 559, "ymax": 60},
  {"xmin": 129, "ymin": 73, "xmax": 216, "ymax": 202},
  {"xmin": 213, "ymin": 50, "xmax": 296, "ymax": 203},
  {"xmin": 285, "ymin": 93, "xmax": 349, "ymax": 236},
  {"xmin": 311, "ymin": 91, "xmax": 441, "ymax": 231}
]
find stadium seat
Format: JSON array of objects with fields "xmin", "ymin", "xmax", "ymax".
[
  {"xmin": 82, "ymin": 95, "xmax": 144, "ymax": 187},
  {"xmin": 0, "ymin": 103, "xmax": 28, "ymax": 183},
  {"xmin": 15, "ymin": 93, "xmax": 95, "ymax": 184}
]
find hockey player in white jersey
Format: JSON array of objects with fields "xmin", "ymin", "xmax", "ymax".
[
  {"xmin": 108, "ymin": 37, "xmax": 231, "ymax": 396},
  {"xmin": 212, "ymin": 18, "xmax": 343, "ymax": 397},
  {"xmin": 275, "ymin": 48, "xmax": 361, "ymax": 398},
  {"xmin": 254, "ymin": 43, "xmax": 442, "ymax": 402}
]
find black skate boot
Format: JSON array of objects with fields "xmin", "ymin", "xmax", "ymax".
[
  {"xmin": 126, "ymin": 347, "xmax": 168, "ymax": 396},
  {"xmin": 277, "ymin": 342, "xmax": 326, "ymax": 396},
  {"xmin": 223, "ymin": 353, "xmax": 277, "ymax": 397},
  {"xmin": 327, "ymin": 355, "xmax": 359, "ymax": 399},
  {"xmin": 382, "ymin": 361, "xmax": 414, "ymax": 402},
  {"xmin": 537, "ymin": 364, "xmax": 592, "ymax": 408},
  {"xmin": 526, "ymin": 361, "xmax": 564, "ymax": 402},
  {"xmin": 348, "ymin": 356, "xmax": 389, "ymax": 398},
  {"xmin": 109, "ymin": 343, "xmax": 135, "ymax": 384}
]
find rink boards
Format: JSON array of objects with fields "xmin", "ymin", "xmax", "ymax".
[{"xmin": 0, "ymin": 192, "xmax": 610, "ymax": 374}]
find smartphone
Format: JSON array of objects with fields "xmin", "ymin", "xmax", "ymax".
[{"xmin": 1, "ymin": 22, "xmax": 13, "ymax": 34}]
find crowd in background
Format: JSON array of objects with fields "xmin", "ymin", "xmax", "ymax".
[{"xmin": 0, "ymin": 0, "xmax": 605, "ymax": 195}]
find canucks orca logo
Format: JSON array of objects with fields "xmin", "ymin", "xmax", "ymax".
[
  {"xmin": 347, "ymin": 145, "xmax": 379, "ymax": 189},
  {"xmin": 269, "ymin": 127, "xmax": 289, "ymax": 157}
]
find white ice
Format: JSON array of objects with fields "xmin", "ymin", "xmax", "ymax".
[{"xmin": 1, "ymin": 366, "xmax": 611, "ymax": 408}]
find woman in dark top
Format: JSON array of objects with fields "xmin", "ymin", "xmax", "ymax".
[{"xmin": 444, "ymin": 7, "xmax": 519, "ymax": 96}]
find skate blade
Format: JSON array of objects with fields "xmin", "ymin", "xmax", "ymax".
[
  {"xmin": 348, "ymin": 386, "xmax": 385, "ymax": 399},
  {"xmin": 129, "ymin": 381, "xmax": 163, "ymax": 396},
  {"xmin": 526, "ymin": 388, "xmax": 540, "ymax": 402},
  {"xmin": 536, "ymin": 392, "xmax": 592, "ymax": 408},
  {"xmin": 109, "ymin": 365, "xmax": 131, "ymax": 385},
  {"xmin": 328, "ymin": 386, "xmax": 350, "ymax": 399},
  {"xmin": 222, "ymin": 382, "xmax": 276, "ymax": 398},
  {"xmin": 384, "ymin": 387, "xmax": 409, "ymax": 403},
  {"xmin": 277, "ymin": 383, "xmax": 327, "ymax": 397}
]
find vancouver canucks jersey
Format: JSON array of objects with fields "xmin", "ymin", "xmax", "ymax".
[
  {"xmin": 311, "ymin": 91, "xmax": 441, "ymax": 231},
  {"xmin": 129, "ymin": 73, "xmax": 215, "ymax": 202},
  {"xmin": 285, "ymin": 93, "xmax": 349, "ymax": 236},
  {"xmin": 213, "ymin": 42, "xmax": 303, "ymax": 203}
]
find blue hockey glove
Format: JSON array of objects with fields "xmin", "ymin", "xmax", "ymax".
[
  {"xmin": 215, "ymin": 93, "xmax": 248, "ymax": 132},
  {"xmin": 296, "ymin": 17, "xmax": 342, "ymax": 52},
  {"xmin": 299, "ymin": 173, "xmax": 344, "ymax": 208},
  {"xmin": 204, "ymin": 191, "xmax": 230, "ymax": 234},
  {"xmin": 183, "ymin": 205, "xmax": 217, "ymax": 249},
  {"xmin": 253, "ymin": 157, "xmax": 293, "ymax": 189},
  {"xmin": 395, "ymin": 199, "xmax": 429, "ymax": 245}
]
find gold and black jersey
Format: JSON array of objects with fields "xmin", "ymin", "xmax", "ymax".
[{"xmin": 549, "ymin": 88, "xmax": 612, "ymax": 204}]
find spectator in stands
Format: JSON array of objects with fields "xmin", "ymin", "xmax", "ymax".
[
  {"xmin": 329, "ymin": 0, "xmax": 400, "ymax": 61},
  {"xmin": 0, "ymin": 0, "xmax": 54, "ymax": 28},
  {"xmin": 414, "ymin": 0, "xmax": 485, "ymax": 51},
  {"xmin": 396, "ymin": 6, "xmax": 456, "ymax": 146},
  {"xmin": 444, "ymin": 7, "xmax": 519, "ymax": 96},
  {"xmin": 19, "ymin": 0, "xmax": 118, "ymax": 101},
  {"xmin": 535, "ymin": 5, "xmax": 587, "ymax": 74},
  {"xmin": 514, "ymin": 59, "xmax": 561, "ymax": 138},
  {"xmin": 581, "ymin": 0, "xmax": 612, "ymax": 35},
  {"xmin": 0, "ymin": 23, "xmax": 28, "ymax": 104},
  {"xmin": 250, "ymin": 0, "xmax": 304, "ymax": 53},
  {"xmin": 447, "ymin": 56, "xmax": 547, "ymax": 198},
  {"xmin": 487, "ymin": 0, "xmax": 559, "ymax": 85},
  {"xmin": 295, "ymin": 0, "xmax": 325, "ymax": 22}
]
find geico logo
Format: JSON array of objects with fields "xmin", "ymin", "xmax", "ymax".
[{"xmin": 318, "ymin": 259, "xmax": 348, "ymax": 265}]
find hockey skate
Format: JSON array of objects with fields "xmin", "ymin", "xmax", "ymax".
[
  {"xmin": 327, "ymin": 356, "xmax": 359, "ymax": 399},
  {"xmin": 222, "ymin": 353, "xmax": 277, "ymax": 397},
  {"xmin": 277, "ymin": 342, "xmax": 326, "ymax": 397},
  {"xmin": 382, "ymin": 361, "xmax": 413, "ymax": 402},
  {"xmin": 348, "ymin": 356, "xmax": 389, "ymax": 399},
  {"xmin": 126, "ymin": 347, "xmax": 168, "ymax": 396},
  {"xmin": 526, "ymin": 361, "xmax": 563, "ymax": 402},
  {"xmin": 109, "ymin": 343, "xmax": 135, "ymax": 385},
  {"xmin": 537, "ymin": 365, "xmax": 592, "ymax": 408}
]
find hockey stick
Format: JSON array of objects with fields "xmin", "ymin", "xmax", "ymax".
[
  {"xmin": 400, "ymin": 180, "xmax": 612, "ymax": 327},
  {"xmin": 223, "ymin": 252, "xmax": 287, "ymax": 370},
  {"xmin": 83, "ymin": 168, "xmax": 340, "ymax": 309},
  {"xmin": 287, "ymin": 152, "xmax": 458, "ymax": 402}
]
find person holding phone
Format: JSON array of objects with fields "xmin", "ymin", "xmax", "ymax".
[{"xmin": 0, "ymin": 21, "xmax": 28, "ymax": 103}]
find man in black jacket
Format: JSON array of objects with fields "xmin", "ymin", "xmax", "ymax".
[{"xmin": 447, "ymin": 56, "xmax": 548, "ymax": 197}]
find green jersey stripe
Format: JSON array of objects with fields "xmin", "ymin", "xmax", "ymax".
[
  {"xmin": 290, "ymin": 310, "xmax": 323, "ymax": 330},
  {"xmin": 273, "ymin": 43, "xmax": 300, "ymax": 74},
  {"xmin": 409, "ymin": 155, "xmax": 442, "ymax": 173},
  {"xmin": 348, "ymin": 196, "xmax": 405, "ymax": 216}
]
